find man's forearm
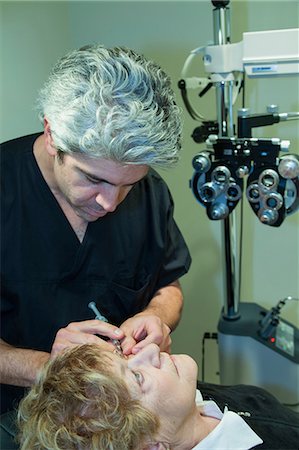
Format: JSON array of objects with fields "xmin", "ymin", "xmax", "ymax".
[
  {"xmin": 0, "ymin": 339, "xmax": 50, "ymax": 387},
  {"xmin": 142, "ymin": 280, "xmax": 183, "ymax": 331}
]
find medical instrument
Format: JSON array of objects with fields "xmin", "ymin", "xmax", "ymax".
[
  {"xmin": 88, "ymin": 301, "xmax": 124, "ymax": 357},
  {"xmin": 180, "ymin": 0, "xmax": 299, "ymax": 405}
]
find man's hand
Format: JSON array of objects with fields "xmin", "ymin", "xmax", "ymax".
[
  {"xmin": 120, "ymin": 313, "xmax": 172, "ymax": 356},
  {"xmin": 120, "ymin": 280, "xmax": 183, "ymax": 356},
  {"xmin": 0, "ymin": 321, "xmax": 125, "ymax": 387},
  {"xmin": 50, "ymin": 320, "xmax": 125, "ymax": 358}
]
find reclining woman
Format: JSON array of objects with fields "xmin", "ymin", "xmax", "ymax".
[{"xmin": 17, "ymin": 343, "xmax": 299, "ymax": 450}]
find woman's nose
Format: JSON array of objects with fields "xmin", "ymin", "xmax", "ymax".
[{"xmin": 128, "ymin": 344, "xmax": 161, "ymax": 369}]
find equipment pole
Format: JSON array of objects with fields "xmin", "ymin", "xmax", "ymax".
[{"xmin": 212, "ymin": 0, "xmax": 240, "ymax": 318}]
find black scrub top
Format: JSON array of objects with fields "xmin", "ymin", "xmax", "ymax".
[{"xmin": 1, "ymin": 133, "xmax": 191, "ymax": 412}]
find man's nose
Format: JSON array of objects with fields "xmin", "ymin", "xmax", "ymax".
[
  {"xmin": 95, "ymin": 186, "xmax": 120, "ymax": 212},
  {"xmin": 128, "ymin": 344, "xmax": 161, "ymax": 369}
]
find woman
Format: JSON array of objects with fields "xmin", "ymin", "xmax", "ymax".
[{"xmin": 17, "ymin": 344, "xmax": 299, "ymax": 450}]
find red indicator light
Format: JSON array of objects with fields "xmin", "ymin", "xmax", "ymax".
[{"xmin": 270, "ymin": 337, "xmax": 276, "ymax": 343}]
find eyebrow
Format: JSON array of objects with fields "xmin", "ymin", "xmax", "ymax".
[
  {"xmin": 109, "ymin": 353, "xmax": 128, "ymax": 377},
  {"xmin": 120, "ymin": 361, "xmax": 127, "ymax": 378}
]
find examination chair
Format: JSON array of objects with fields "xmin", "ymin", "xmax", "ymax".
[{"xmin": 0, "ymin": 410, "xmax": 19, "ymax": 450}]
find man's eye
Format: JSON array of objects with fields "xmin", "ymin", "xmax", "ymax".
[
  {"xmin": 133, "ymin": 371, "xmax": 144, "ymax": 386},
  {"xmin": 86, "ymin": 176, "xmax": 100, "ymax": 184}
]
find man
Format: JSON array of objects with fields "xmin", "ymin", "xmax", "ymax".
[{"xmin": 0, "ymin": 45, "xmax": 191, "ymax": 413}]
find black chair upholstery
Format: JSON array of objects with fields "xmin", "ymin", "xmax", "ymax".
[{"xmin": 0, "ymin": 410, "xmax": 19, "ymax": 450}]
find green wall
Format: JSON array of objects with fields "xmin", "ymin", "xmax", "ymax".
[{"xmin": 1, "ymin": 0, "xmax": 298, "ymax": 381}]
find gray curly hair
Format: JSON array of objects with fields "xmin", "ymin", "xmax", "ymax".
[{"xmin": 37, "ymin": 44, "xmax": 182, "ymax": 167}]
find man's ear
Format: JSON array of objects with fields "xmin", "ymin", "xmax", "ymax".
[{"xmin": 44, "ymin": 118, "xmax": 57, "ymax": 156}]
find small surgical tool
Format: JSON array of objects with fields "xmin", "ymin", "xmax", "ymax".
[{"xmin": 88, "ymin": 301, "xmax": 124, "ymax": 357}]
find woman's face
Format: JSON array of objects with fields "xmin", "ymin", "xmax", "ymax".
[{"xmin": 109, "ymin": 344, "xmax": 198, "ymax": 437}]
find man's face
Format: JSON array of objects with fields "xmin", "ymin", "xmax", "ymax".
[{"xmin": 52, "ymin": 152, "xmax": 149, "ymax": 222}]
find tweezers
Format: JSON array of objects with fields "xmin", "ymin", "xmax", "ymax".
[{"xmin": 88, "ymin": 301, "xmax": 124, "ymax": 357}]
